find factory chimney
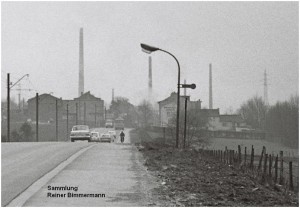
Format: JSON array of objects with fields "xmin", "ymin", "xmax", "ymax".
[
  {"xmin": 112, "ymin": 88, "xmax": 115, "ymax": 102},
  {"xmin": 209, "ymin": 63, "xmax": 213, "ymax": 109},
  {"xmin": 78, "ymin": 28, "xmax": 84, "ymax": 97},
  {"xmin": 148, "ymin": 56, "xmax": 152, "ymax": 101}
]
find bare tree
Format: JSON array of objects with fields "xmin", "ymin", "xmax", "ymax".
[
  {"xmin": 137, "ymin": 100, "xmax": 154, "ymax": 127},
  {"xmin": 266, "ymin": 94, "xmax": 299, "ymax": 147},
  {"xmin": 238, "ymin": 96, "xmax": 268, "ymax": 130},
  {"xmin": 168, "ymin": 108, "xmax": 209, "ymax": 148}
]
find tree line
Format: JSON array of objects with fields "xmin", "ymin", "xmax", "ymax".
[{"xmin": 239, "ymin": 95, "xmax": 299, "ymax": 148}]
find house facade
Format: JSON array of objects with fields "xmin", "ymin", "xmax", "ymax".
[
  {"xmin": 206, "ymin": 112, "xmax": 246, "ymax": 131},
  {"xmin": 157, "ymin": 92, "xmax": 246, "ymax": 131},
  {"xmin": 27, "ymin": 91, "xmax": 104, "ymax": 126},
  {"xmin": 27, "ymin": 94, "xmax": 63, "ymax": 123},
  {"xmin": 158, "ymin": 92, "xmax": 202, "ymax": 127}
]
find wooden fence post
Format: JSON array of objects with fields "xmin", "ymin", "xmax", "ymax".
[
  {"xmin": 269, "ymin": 154, "xmax": 273, "ymax": 179},
  {"xmin": 262, "ymin": 154, "xmax": 268, "ymax": 183},
  {"xmin": 244, "ymin": 146, "xmax": 247, "ymax": 166},
  {"xmin": 233, "ymin": 150, "xmax": 235, "ymax": 165},
  {"xmin": 225, "ymin": 146, "xmax": 228, "ymax": 164},
  {"xmin": 250, "ymin": 145, "xmax": 254, "ymax": 169},
  {"xmin": 238, "ymin": 145, "xmax": 241, "ymax": 164},
  {"xmin": 274, "ymin": 154, "xmax": 278, "ymax": 184},
  {"xmin": 279, "ymin": 151, "xmax": 284, "ymax": 185},
  {"xmin": 163, "ymin": 127, "xmax": 166, "ymax": 143},
  {"xmin": 258, "ymin": 146, "xmax": 266, "ymax": 172},
  {"xmin": 221, "ymin": 150, "xmax": 223, "ymax": 162},
  {"xmin": 289, "ymin": 161, "xmax": 293, "ymax": 191}
]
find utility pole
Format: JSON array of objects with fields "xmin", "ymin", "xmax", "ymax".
[
  {"xmin": 7, "ymin": 73, "xmax": 10, "ymax": 142},
  {"xmin": 36, "ymin": 93, "xmax": 39, "ymax": 142},
  {"xmin": 56, "ymin": 99, "xmax": 58, "ymax": 142},
  {"xmin": 76, "ymin": 103, "xmax": 78, "ymax": 125},
  {"xmin": 94, "ymin": 104, "xmax": 97, "ymax": 127},
  {"xmin": 184, "ymin": 79, "xmax": 187, "ymax": 96},
  {"xmin": 18, "ymin": 83, "xmax": 21, "ymax": 111},
  {"xmin": 209, "ymin": 63, "xmax": 213, "ymax": 109},
  {"xmin": 6, "ymin": 73, "xmax": 29, "ymax": 142},
  {"xmin": 66, "ymin": 103, "xmax": 69, "ymax": 138},
  {"xmin": 84, "ymin": 102, "xmax": 86, "ymax": 125},
  {"xmin": 22, "ymin": 98, "xmax": 25, "ymax": 114},
  {"xmin": 183, "ymin": 98, "xmax": 188, "ymax": 148}
]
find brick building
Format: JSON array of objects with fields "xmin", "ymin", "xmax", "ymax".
[{"xmin": 27, "ymin": 91, "xmax": 104, "ymax": 126}]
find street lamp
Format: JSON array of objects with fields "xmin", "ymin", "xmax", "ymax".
[{"xmin": 141, "ymin": 43, "xmax": 181, "ymax": 148}]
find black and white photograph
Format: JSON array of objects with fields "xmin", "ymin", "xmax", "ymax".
[{"xmin": 1, "ymin": 1, "xmax": 299, "ymax": 207}]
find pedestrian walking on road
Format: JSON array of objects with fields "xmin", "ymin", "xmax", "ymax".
[{"xmin": 120, "ymin": 131, "xmax": 125, "ymax": 143}]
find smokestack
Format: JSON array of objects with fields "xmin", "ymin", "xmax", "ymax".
[
  {"xmin": 184, "ymin": 79, "xmax": 187, "ymax": 96},
  {"xmin": 112, "ymin": 88, "xmax": 114, "ymax": 102},
  {"xmin": 78, "ymin": 28, "xmax": 84, "ymax": 97},
  {"xmin": 209, "ymin": 63, "xmax": 213, "ymax": 109},
  {"xmin": 148, "ymin": 56, "xmax": 152, "ymax": 101}
]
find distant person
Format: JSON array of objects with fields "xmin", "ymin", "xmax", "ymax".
[{"xmin": 120, "ymin": 131, "xmax": 125, "ymax": 143}]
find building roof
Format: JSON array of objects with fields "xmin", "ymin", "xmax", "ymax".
[
  {"xmin": 200, "ymin": 109, "xmax": 220, "ymax": 117},
  {"xmin": 158, "ymin": 92, "xmax": 190, "ymax": 104},
  {"xmin": 220, "ymin": 114, "xmax": 244, "ymax": 123},
  {"xmin": 74, "ymin": 91, "xmax": 102, "ymax": 101},
  {"xmin": 27, "ymin": 93, "xmax": 59, "ymax": 103}
]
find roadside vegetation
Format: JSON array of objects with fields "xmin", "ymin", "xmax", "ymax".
[
  {"xmin": 132, "ymin": 128, "xmax": 298, "ymax": 207},
  {"xmin": 239, "ymin": 95, "xmax": 299, "ymax": 148}
]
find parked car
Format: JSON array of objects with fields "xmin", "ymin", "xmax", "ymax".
[
  {"xmin": 70, "ymin": 125, "xmax": 91, "ymax": 142},
  {"xmin": 90, "ymin": 132, "xmax": 100, "ymax": 142},
  {"xmin": 100, "ymin": 133, "xmax": 112, "ymax": 143}
]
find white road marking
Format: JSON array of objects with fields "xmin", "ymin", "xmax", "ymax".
[{"xmin": 6, "ymin": 144, "xmax": 96, "ymax": 207}]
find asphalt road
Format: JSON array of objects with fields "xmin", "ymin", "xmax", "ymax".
[
  {"xmin": 2, "ymin": 128, "xmax": 160, "ymax": 207},
  {"xmin": 2, "ymin": 142, "xmax": 92, "ymax": 206}
]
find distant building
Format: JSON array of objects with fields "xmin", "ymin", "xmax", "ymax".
[
  {"xmin": 206, "ymin": 111, "xmax": 246, "ymax": 131},
  {"xmin": 219, "ymin": 114, "xmax": 247, "ymax": 131},
  {"xmin": 27, "ymin": 93, "xmax": 62, "ymax": 123},
  {"xmin": 68, "ymin": 91, "xmax": 104, "ymax": 126},
  {"xmin": 158, "ymin": 92, "xmax": 202, "ymax": 127},
  {"xmin": 157, "ymin": 92, "xmax": 246, "ymax": 131},
  {"xmin": 27, "ymin": 91, "xmax": 104, "ymax": 126},
  {"xmin": 201, "ymin": 109, "xmax": 220, "ymax": 131}
]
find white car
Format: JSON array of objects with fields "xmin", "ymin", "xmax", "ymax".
[
  {"xmin": 90, "ymin": 132, "xmax": 100, "ymax": 142},
  {"xmin": 100, "ymin": 133, "xmax": 112, "ymax": 143},
  {"xmin": 70, "ymin": 125, "xmax": 91, "ymax": 142}
]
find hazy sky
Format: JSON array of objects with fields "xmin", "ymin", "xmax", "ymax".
[{"xmin": 2, "ymin": 1, "xmax": 299, "ymax": 113}]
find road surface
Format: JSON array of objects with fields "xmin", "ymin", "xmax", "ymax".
[
  {"xmin": 2, "ymin": 142, "xmax": 91, "ymax": 206},
  {"xmin": 2, "ymin": 128, "xmax": 161, "ymax": 207}
]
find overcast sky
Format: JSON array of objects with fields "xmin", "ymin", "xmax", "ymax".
[{"xmin": 2, "ymin": 1, "xmax": 298, "ymax": 113}]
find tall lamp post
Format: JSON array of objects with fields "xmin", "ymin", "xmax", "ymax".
[{"xmin": 140, "ymin": 43, "xmax": 181, "ymax": 148}]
